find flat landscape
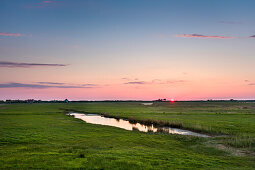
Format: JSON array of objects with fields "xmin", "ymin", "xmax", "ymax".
[
  {"xmin": 1, "ymin": 0, "xmax": 255, "ymax": 169},
  {"xmin": 0, "ymin": 101, "xmax": 254, "ymax": 169}
]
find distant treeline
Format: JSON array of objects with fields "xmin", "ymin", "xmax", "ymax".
[
  {"xmin": 0, "ymin": 99, "xmax": 255, "ymax": 104},
  {"xmin": 2, "ymin": 99, "xmax": 69, "ymax": 104}
]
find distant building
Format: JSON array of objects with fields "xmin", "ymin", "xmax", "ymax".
[{"xmin": 64, "ymin": 99, "xmax": 69, "ymax": 103}]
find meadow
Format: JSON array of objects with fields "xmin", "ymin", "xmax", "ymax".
[{"xmin": 0, "ymin": 101, "xmax": 254, "ymax": 169}]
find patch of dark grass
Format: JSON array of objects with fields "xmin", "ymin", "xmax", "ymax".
[
  {"xmin": 128, "ymin": 117, "xmax": 138, "ymax": 124},
  {"xmin": 79, "ymin": 153, "xmax": 85, "ymax": 158}
]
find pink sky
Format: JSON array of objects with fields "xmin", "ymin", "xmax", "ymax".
[{"xmin": 1, "ymin": 0, "xmax": 255, "ymax": 100}]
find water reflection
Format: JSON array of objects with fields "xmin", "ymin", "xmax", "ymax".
[
  {"xmin": 142, "ymin": 103, "xmax": 153, "ymax": 106},
  {"xmin": 69, "ymin": 113, "xmax": 209, "ymax": 137}
]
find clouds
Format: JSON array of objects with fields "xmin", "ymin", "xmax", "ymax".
[
  {"xmin": 124, "ymin": 81, "xmax": 146, "ymax": 85},
  {"xmin": 175, "ymin": 34, "xmax": 255, "ymax": 39},
  {"xmin": 37, "ymin": 82, "xmax": 65, "ymax": 85},
  {"xmin": 0, "ymin": 32, "xmax": 22, "ymax": 37},
  {"xmin": 124, "ymin": 79, "xmax": 186, "ymax": 85},
  {"xmin": 175, "ymin": 34, "xmax": 232, "ymax": 39},
  {"xmin": 25, "ymin": 0, "xmax": 57, "ymax": 9},
  {"xmin": 154, "ymin": 79, "xmax": 186, "ymax": 84},
  {"xmin": 244, "ymin": 80, "xmax": 255, "ymax": 86},
  {"xmin": 42, "ymin": 1, "xmax": 54, "ymax": 3},
  {"xmin": 122, "ymin": 77, "xmax": 139, "ymax": 81},
  {"xmin": 0, "ymin": 82, "xmax": 96, "ymax": 89},
  {"xmin": 218, "ymin": 21, "xmax": 242, "ymax": 25},
  {"xmin": 0, "ymin": 61, "xmax": 67, "ymax": 68}
]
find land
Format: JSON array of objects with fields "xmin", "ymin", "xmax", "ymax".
[{"xmin": 0, "ymin": 101, "xmax": 254, "ymax": 169}]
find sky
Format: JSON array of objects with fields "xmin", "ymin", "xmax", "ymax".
[{"xmin": 0, "ymin": 0, "xmax": 255, "ymax": 100}]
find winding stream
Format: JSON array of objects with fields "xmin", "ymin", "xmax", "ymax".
[{"xmin": 69, "ymin": 112, "xmax": 209, "ymax": 137}]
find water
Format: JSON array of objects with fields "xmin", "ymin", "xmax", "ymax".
[
  {"xmin": 69, "ymin": 113, "xmax": 209, "ymax": 137},
  {"xmin": 142, "ymin": 103, "xmax": 153, "ymax": 106}
]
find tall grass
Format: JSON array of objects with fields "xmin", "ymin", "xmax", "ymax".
[{"xmin": 224, "ymin": 136, "xmax": 255, "ymax": 148}]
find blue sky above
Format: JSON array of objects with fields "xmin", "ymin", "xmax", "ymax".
[{"xmin": 0, "ymin": 0, "xmax": 255, "ymax": 100}]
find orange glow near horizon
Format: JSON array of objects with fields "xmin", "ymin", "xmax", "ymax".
[
  {"xmin": 0, "ymin": 79, "xmax": 255, "ymax": 100},
  {"xmin": 1, "ymin": 1, "xmax": 255, "ymax": 100}
]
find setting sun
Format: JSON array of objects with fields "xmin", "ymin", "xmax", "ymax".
[{"xmin": 1, "ymin": 0, "xmax": 255, "ymax": 169}]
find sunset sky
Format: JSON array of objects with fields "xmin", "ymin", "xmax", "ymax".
[{"xmin": 0, "ymin": 0, "xmax": 255, "ymax": 100}]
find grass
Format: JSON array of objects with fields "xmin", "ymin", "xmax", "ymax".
[{"xmin": 0, "ymin": 102, "xmax": 255, "ymax": 169}]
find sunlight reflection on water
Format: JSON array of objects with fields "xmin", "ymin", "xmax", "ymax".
[{"xmin": 69, "ymin": 113, "xmax": 209, "ymax": 137}]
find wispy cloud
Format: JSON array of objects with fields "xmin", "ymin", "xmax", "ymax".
[
  {"xmin": 0, "ymin": 83, "xmax": 95, "ymax": 89},
  {"xmin": 152, "ymin": 79, "xmax": 186, "ymax": 84},
  {"xmin": 42, "ymin": 1, "xmax": 54, "ymax": 3},
  {"xmin": 81, "ymin": 84, "xmax": 97, "ymax": 87},
  {"xmin": 218, "ymin": 21, "xmax": 242, "ymax": 25},
  {"xmin": 37, "ymin": 82, "xmax": 65, "ymax": 85},
  {"xmin": 250, "ymin": 35, "xmax": 255, "ymax": 38},
  {"xmin": 124, "ymin": 81, "xmax": 147, "ymax": 85},
  {"xmin": 124, "ymin": 79, "xmax": 186, "ymax": 85},
  {"xmin": 0, "ymin": 61, "xmax": 67, "ymax": 68},
  {"xmin": 25, "ymin": 1, "xmax": 56, "ymax": 9},
  {"xmin": 122, "ymin": 77, "xmax": 130, "ymax": 81},
  {"xmin": 122, "ymin": 77, "xmax": 139, "ymax": 81},
  {"xmin": 175, "ymin": 34, "xmax": 232, "ymax": 39},
  {"xmin": 244, "ymin": 80, "xmax": 255, "ymax": 86},
  {"xmin": 0, "ymin": 32, "xmax": 22, "ymax": 37},
  {"xmin": 37, "ymin": 82, "xmax": 97, "ymax": 87}
]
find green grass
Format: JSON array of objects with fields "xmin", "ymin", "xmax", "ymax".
[
  {"xmin": 67, "ymin": 102, "xmax": 255, "ymax": 135},
  {"xmin": 0, "ymin": 102, "xmax": 255, "ymax": 169}
]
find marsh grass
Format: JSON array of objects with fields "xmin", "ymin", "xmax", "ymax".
[
  {"xmin": 101, "ymin": 113, "xmax": 214, "ymax": 135},
  {"xmin": 1, "ymin": 102, "xmax": 255, "ymax": 169},
  {"xmin": 224, "ymin": 136, "xmax": 255, "ymax": 148},
  {"xmin": 68, "ymin": 102, "xmax": 255, "ymax": 137}
]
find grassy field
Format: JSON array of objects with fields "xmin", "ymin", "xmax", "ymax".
[{"xmin": 0, "ymin": 102, "xmax": 254, "ymax": 169}]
